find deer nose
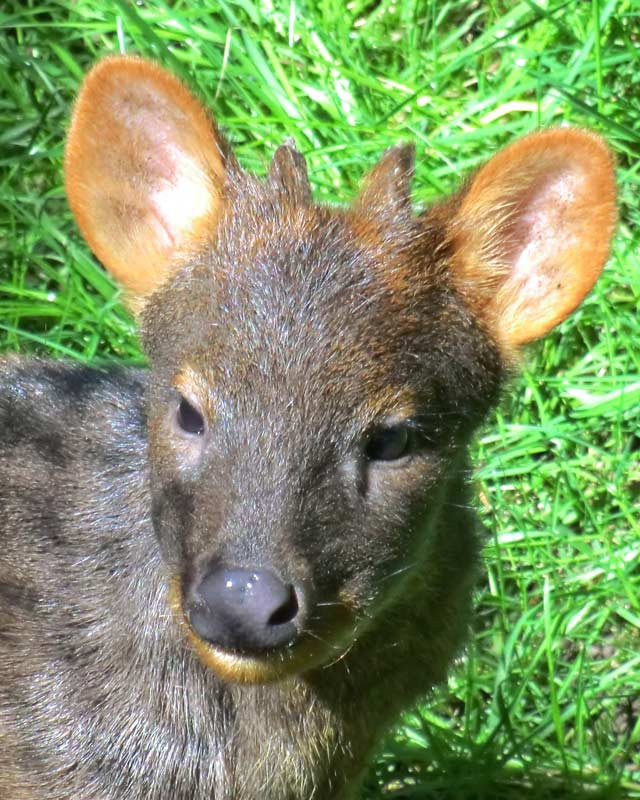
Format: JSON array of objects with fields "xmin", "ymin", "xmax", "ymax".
[{"xmin": 186, "ymin": 567, "xmax": 302, "ymax": 654}]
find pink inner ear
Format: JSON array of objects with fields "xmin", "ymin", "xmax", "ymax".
[
  {"xmin": 146, "ymin": 143, "xmax": 215, "ymax": 249},
  {"xmin": 112, "ymin": 87, "xmax": 217, "ymax": 254},
  {"xmin": 510, "ymin": 169, "xmax": 585, "ymax": 301}
]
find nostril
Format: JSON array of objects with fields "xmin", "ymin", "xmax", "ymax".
[{"xmin": 267, "ymin": 584, "xmax": 299, "ymax": 626}]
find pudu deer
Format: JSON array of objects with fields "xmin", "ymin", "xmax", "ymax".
[{"xmin": 0, "ymin": 56, "xmax": 616, "ymax": 799}]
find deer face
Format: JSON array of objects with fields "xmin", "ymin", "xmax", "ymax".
[{"xmin": 64, "ymin": 56, "xmax": 616, "ymax": 682}]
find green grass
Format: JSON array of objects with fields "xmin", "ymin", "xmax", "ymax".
[{"xmin": 1, "ymin": 1, "xmax": 639, "ymax": 797}]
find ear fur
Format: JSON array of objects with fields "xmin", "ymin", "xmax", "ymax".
[
  {"xmin": 448, "ymin": 128, "xmax": 617, "ymax": 347},
  {"xmin": 65, "ymin": 56, "xmax": 229, "ymax": 299}
]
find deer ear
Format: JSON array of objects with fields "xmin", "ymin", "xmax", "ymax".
[
  {"xmin": 449, "ymin": 129, "xmax": 616, "ymax": 346},
  {"xmin": 65, "ymin": 56, "xmax": 229, "ymax": 299}
]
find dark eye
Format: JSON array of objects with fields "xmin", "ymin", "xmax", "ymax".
[
  {"xmin": 176, "ymin": 397, "xmax": 206, "ymax": 436},
  {"xmin": 365, "ymin": 424, "xmax": 413, "ymax": 462}
]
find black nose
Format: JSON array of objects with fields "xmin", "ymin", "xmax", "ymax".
[{"xmin": 186, "ymin": 566, "xmax": 302, "ymax": 654}]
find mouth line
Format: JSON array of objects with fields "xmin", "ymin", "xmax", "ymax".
[{"xmin": 168, "ymin": 577, "xmax": 356, "ymax": 684}]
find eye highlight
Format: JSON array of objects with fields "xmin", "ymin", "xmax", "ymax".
[{"xmin": 176, "ymin": 397, "xmax": 206, "ymax": 436}]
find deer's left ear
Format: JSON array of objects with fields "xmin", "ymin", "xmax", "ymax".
[{"xmin": 447, "ymin": 129, "xmax": 617, "ymax": 347}]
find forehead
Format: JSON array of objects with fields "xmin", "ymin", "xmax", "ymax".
[
  {"xmin": 141, "ymin": 187, "xmax": 501, "ymax": 433},
  {"xmin": 148, "ymin": 201, "xmax": 436, "ymax": 385}
]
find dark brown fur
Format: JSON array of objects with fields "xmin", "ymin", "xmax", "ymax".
[{"xmin": 0, "ymin": 57, "xmax": 616, "ymax": 799}]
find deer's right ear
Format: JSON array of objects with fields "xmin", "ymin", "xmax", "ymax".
[{"xmin": 65, "ymin": 56, "xmax": 229, "ymax": 299}]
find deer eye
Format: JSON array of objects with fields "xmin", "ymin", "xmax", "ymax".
[
  {"xmin": 365, "ymin": 424, "xmax": 414, "ymax": 462},
  {"xmin": 176, "ymin": 397, "xmax": 206, "ymax": 436}
]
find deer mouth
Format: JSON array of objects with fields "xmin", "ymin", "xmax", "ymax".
[{"xmin": 168, "ymin": 577, "xmax": 356, "ymax": 684}]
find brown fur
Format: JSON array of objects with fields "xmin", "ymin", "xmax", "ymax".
[{"xmin": 0, "ymin": 57, "xmax": 616, "ymax": 799}]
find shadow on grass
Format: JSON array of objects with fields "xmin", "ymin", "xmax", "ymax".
[{"xmin": 364, "ymin": 749, "xmax": 626, "ymax": 800}]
